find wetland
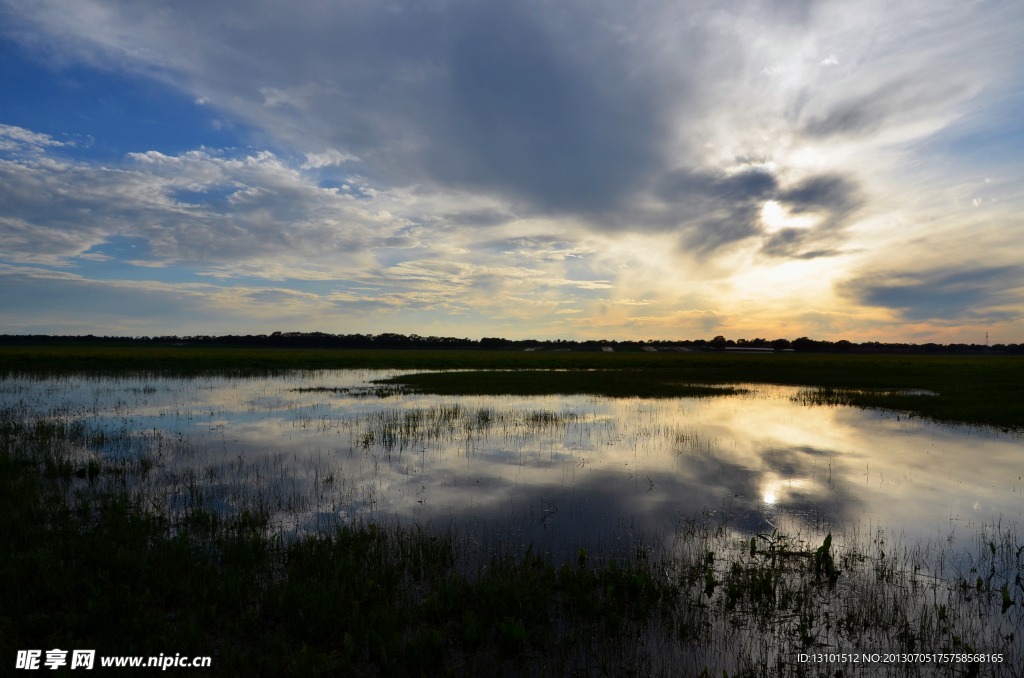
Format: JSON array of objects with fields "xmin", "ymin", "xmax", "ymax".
[{"xmin": 2, "ymin": 351, "xmax": 1023, "ymax": 676}]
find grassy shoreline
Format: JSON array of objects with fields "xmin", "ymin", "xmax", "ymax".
[{"xmin": 3, "ymin": 346, "xmax": 1018, "ymax": 430}]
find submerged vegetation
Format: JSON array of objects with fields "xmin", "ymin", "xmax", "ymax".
[{"xmin": 3, "ymin": 401, "xmax": 1022, "ymax": 676}]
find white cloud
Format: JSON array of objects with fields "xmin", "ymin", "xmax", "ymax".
[
  {"xmin": 0, "ymin": 124, "xmax": 67, "ymax": 151},
  {"xmin": 0, "ymin": 131, "xmax": 630, "ymax": 331},
  {"xmin": 820, "ymin": 55, "xmax": 839, "ymax": 66},
  {"xmin": 301, "ymin": 149, "xmax": 360, "ymax": 169}
]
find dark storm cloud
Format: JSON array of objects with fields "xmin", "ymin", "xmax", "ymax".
[
  {"xmin": 69, "ymin": 0, "xmax": 674, "ymax": 216},
  {"xmin": 428, "ymin": 4, "xmax": 666, "ymax": 213},
  {"xmin": 2, "ymin": 0, "xmax": 703, "ymax": 219},
  {"xmin": 2, "ymin": 0, "xmax": 889, "ymax": 260},
  {"xmin": 839, "ymin": 265, "xmax": 1024, "ymax": 321}
]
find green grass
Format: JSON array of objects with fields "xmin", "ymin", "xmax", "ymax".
[{"xmin": 1, "ymin": 345, "xmax": 1021, "ymax": 428}]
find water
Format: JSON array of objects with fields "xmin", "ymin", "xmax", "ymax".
[{"xmin": 3, "ymin": 370, "xmax": 1021, "ymax": 555}]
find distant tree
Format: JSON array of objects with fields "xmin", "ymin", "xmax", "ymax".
[
  {"xmin": 479, "ymin": 337, "xmax": 510, "ymax": 349},
  {"xmin": 710, "ymin": 335, "xmax": 727, "ymax": 349},
  {"xmin": 792, "ymin": 337, "xmax": 816, "ymax": 352}
]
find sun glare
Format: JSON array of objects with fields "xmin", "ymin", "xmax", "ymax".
[{"xmin": 760, "ymin": 200, "xmax": 821, "ymax": 233}]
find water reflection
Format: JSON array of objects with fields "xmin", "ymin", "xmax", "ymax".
[{"xmin": 2, "ymin": 371, "xmax": 1021, "ymax": 553}]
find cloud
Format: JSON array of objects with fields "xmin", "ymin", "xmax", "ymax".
[
  {"xmin": 301, "ymin": 149, "xmax": 360, "ymax": 169},
  {"xmin": 0, "ymin": 0, "xmax": 1023, "ymax": 339},
  {"xmin": 0, "ymin": 127, "xmax": 631, "ymax": 331},
  {"xmin": 0, "ymin": 124, "xmax": 67, "ymax": 151},
  {"xmin": 800, "ymin": 78, "xmax": 972, "ymax": 140},
  {"xmin": 424, "ymin": 3, "xmax": 666, "ymax": 214},
  {"xmin": 0, "ymin": 0, "xmax": 683, "ymax": 218},
  {"xmin": 652, "ymin": 167, "xmax": 779, "ymax": 253},
  {"xmin": 641, "ymin": 166, "xmax": 860, "ymax": 258},
  {"xmin": 0, "ymin": 133, "xmax": 389, "ymax": 268},
  {"xmin": 759, "ymin": 174, "xmax": 860, "ymax": 258},
  {"xmin": 838, "ymin": 265, "xmax": 1024, "ymax": 322}
]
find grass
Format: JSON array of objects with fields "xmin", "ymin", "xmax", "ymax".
[
  {"xmin": 376, "ymin": 370, "xmax": 745, "ymax": 399},
  {"xmin": 378, "ymin": 362, "xmax": 1024, "ymax": 431},
  {"xmin": 1, "ymin": 346, "xmax": 1021, "ymax": 429},
  {"xmin": 2, "ymin": 404, "xmax": 1023, "ymax": 676}
]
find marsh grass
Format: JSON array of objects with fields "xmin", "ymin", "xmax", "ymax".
[
  {"xmin": 3, "ymin": 403, "xmax": 1022, "ymax": 676},
  {"xmin": 4, "ymin": 347, "xmax": 1023, "ymax": 429},
  {"xmin": 350, "ymin": 404, "xmax": 583, "ymax": 456},
  {"xmin": 292, "ymin": 385, "xmax": 411, "ymax": 398},
  {"xmin": 792, "ymin": 387, "xmax": 949, "ymax": 424},
  {"xmin": 377, "ymin": 370, "xmax": 747, "ymax": 401}
]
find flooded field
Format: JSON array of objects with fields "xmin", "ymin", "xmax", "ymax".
[
  {"xmin": 4, "ymin": 370, "xmax": 1021, "ymax": 553},
  {"xmin": 4, "ymin": 368, "xmax": 1023, "ymax": 675}
]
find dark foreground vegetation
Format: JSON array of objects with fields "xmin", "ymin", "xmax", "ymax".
[
  {"xmin": 3, "ymin": 345, "xmax": 1020, "ymax": 430},
  {"xmin": 2, "ymin": 406, "xmax": 1022, "ymax": 676}
]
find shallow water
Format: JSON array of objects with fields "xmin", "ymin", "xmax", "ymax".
[{"xmin": 3, "ymin": 370, "xmax": 1022, "ymax": 554}]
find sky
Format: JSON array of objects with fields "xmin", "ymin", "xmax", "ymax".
[{"xmin": 1, "ymin": 0, "xmax": 1022, "ymax": 342}]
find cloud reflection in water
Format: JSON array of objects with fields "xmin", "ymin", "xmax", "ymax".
[{"xmin": 2, "ymin": 373, "xmax": 1020, "ymax": 556}]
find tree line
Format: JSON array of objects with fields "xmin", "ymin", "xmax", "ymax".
[{"xmin": 0, "ymin": 332, "xmax": 1020, "ymax": 354}]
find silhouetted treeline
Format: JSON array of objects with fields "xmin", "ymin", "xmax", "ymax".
[{"xmin": 1, "ymin": 332, "xmax": 1021, "ymax": 354}]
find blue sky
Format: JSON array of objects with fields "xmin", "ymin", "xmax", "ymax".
[{"xmin": 1, "ymin": 0, "xmax": 1022, "ymax": 341}]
